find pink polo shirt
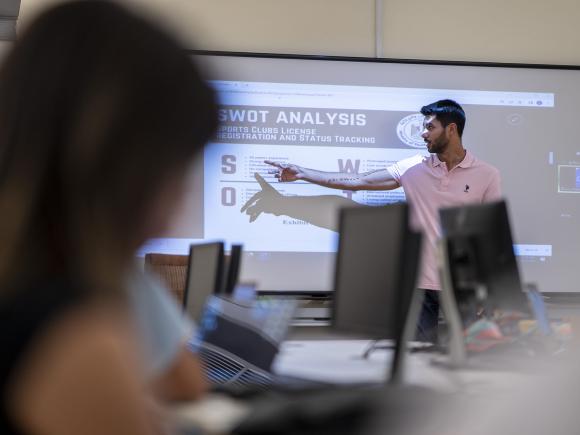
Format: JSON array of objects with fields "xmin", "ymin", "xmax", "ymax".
[{"xmin": 387, "ymin": 150, "xmax": 501, "ymax": 290}]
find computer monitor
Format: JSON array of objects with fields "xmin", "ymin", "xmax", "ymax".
[
  {"xmin": 223, "ymin": 244, "xmax": 243, "ymax": 296},
  {"xmin": 440, "ymin": 200, "xmax": 527, "ymax": 313},
  {"xmin": 438, "ymin": 200, "xmax": 528, "ymax": 366},
  {"xmin": 183, "ymin": 242, "xmax": 225, "ymax": 322},
  {"xmin": 331, "ymin": 203, "xmax": 422, "ymax": 382}
]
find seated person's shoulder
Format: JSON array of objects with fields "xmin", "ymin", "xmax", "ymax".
[
  {"xmin": 16, "ymin": 304, "xmax": 141, "ymax": 384},
  {"xmin": 9, "ymin": 305, "xmax": 151, "ymax": 435},
  {"xmin": 37, "ymin": 304, "xmax": 136, "ymax": 355}
]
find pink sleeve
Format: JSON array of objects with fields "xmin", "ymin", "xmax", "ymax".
[
  {"xmin": 387, "ymin": 154, "xmax": 424, "ymax": 185},
  {"xmin": 386, "ymin": 163, "xmax": 402, "ymax": 184}
]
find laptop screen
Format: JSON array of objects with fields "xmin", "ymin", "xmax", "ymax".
[{"xmin": 184, "ymin": 242, "xmax": 224, "ymax": 322}]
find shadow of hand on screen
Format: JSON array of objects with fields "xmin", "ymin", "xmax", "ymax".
[{"xmin": 240, "ymin": 173, "xmax": 359, "ymax": 231}]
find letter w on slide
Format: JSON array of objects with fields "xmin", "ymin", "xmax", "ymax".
[{"xmin": 338, "ymin": 159, "xmax": 360, "ymax": 173}]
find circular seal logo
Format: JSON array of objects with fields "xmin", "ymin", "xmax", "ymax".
[{"xmin": 396, "ymin": 113, "xmax": 426, "ymax": 149}]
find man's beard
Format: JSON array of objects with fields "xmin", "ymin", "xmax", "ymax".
[{"xmin": 426, "ymin": 133, "xmax": 448, "ymax": 154}]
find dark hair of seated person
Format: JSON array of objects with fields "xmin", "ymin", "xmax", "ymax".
[{"xmin": 0, "ymin": 1, "xmax": 217, "ymax": 434}]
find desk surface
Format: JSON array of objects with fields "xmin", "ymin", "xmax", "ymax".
[
  {"xmin": 274, "ymin": 339, "xmax": 533, "ymax": 394},
  {"xmin": 174, "ymin": 338, "xmax": 550, "ymax": 434}
]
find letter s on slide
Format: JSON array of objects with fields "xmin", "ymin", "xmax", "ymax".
[{"xmin": 222, "ymin": 155, "xmax": 236, "ymax": 174}]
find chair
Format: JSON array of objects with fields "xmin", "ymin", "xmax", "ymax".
[{"xmin": 144, "ymin": 253, "xmax": 189, "ymax": 304}]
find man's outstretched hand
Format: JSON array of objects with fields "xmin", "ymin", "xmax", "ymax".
[
  {"xmin": 240, "ymin": 172, "xmax": 284, "ymax": 222},
  {"xmin": 265, "ymin": 160, "xmax": 302, "ymax": 182}
]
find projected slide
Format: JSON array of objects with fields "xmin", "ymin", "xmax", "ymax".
[{"xmin": 202, "ymin": 81, "xmax": 551, "ymax": 254}]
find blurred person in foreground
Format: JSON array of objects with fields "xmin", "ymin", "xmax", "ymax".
[
  {"xmin": 0, "ymin": 1, "xmax": 217, "ymax": 434},
  {"xmin": 128, "ymin": 269, "xmax": 209, "ymax": 402}
]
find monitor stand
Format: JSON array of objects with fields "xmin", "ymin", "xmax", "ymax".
[
  {"xmin": 361, "ymin": 340, "xmax": 395, "ymax": 359},
  {"xmin": 355, "ymin": 288, "xmax": 425, "ymax": 385},
  {"xmin": 389, "ymin": 288, "xmax": 424, "ymax": 384},
  {"xmin": 432, "ymin": 238, "xmax": 468, "ymax": 369},
  {"xmin": 432, "ymin": 239, "xmax": 524, "ymax": 372}
]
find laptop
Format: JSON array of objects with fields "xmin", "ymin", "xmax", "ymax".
[{"xmin": 192, "ymin": 293, "xmax": 301, "ymax": 394}]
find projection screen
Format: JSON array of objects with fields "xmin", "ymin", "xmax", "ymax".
[{"xmin": 140, "ymin": 52, "xmax": 580, "ymax": 294}]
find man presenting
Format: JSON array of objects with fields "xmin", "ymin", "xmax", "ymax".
[{"xmin": 266, "ymin": 99, "xmax": 501, "ymax": 342}]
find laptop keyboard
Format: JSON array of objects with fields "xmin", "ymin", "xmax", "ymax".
[{"xmin": 199, "ymin": 344, "xmax": 274, "ymax": 393}]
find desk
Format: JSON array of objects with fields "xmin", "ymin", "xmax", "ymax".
[{"xmin": 174, "ymin": 338, "xmax": 540, "ymax": 434}]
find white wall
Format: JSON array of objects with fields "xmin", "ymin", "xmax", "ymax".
[{"xmin": 18, "ymin": 0, "xmax": 580, "ymax": 64}]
